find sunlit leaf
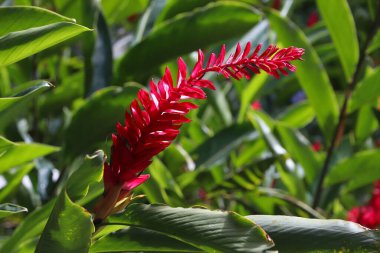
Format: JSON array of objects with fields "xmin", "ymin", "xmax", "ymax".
[{"xmin": 0, "ymin": 203, "xmax": 28, "ymax": 219}]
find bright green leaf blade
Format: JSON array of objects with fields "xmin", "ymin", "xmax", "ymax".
[
  {"xmin": 0, "ymin": 163, "xmax": 34, "ymax": 202},
  {"xmin": 35, "ymin": 191, "xmax": 94, "ymax": 253},
  {"xmin": 0, "ymin": 203, "xmax": 28, "ymax": 219},
  {"xmin": 116, "ymin": 2, "xmax": 261, "ymax": 82},
  {"xmin": 316, "ymin": 0, "xmax": 359, "ymax": 81},
  {"xmin": 192, "ymin": 123, "xmax": 257, "ymax": 168},
  {"xmin": 0, "ymin": 22, "xmax": 91, "ymax": 67},
  {"xmin": 368, "ymin": 29, "xmax": 380, "ymax": 54},
  {"xmin": 63, "ymin": 85, "xmax": 140, "ymax": 160},
  {"xmin": 355, "ymin": 105, "xmax": 378, "ymax": 143},
  {"xmin": 325, "ymin": 150, "xmax": 380, "ymax": 192},
  {"xmin": 66, "ymin": 150, "xmax": 105, "ymax": 202},
  {"xmin": 248, "ymin": 215, "xmax": 380, "ymax": 252},
  {"xmin": 266, "ymin": 10, "xmax": 339, "ymax": 141},
  {"xmin": 349, "ymin": 67, "xmax": 380, "ymax": 112},
  {"xmin": 0, "ymin": 6, "xmax": 73, "ymax": 37},
  {"xmin": 90, "ymin": 227, "xmax": 202, "ymax": 253},
  {"xmin": 108, "ymin": 204, "xmax": 274, "ymax": 252},
  {"xmin": 0, "ymin": 81, "xmax": 51, "ymax": 130},
  {"xmin": 0, "ymin": 136, "xmax": 59, "ymax": 173},
  {"xmin": 277, "ymin": 102, "xmax": 315, "ymax": 129}
]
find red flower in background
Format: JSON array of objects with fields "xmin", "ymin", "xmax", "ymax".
[
  {"xmin": 311, "ymin": 140, "xmax": 322, "ymax": 152},
  {"xmin": 348, "ymin": 181, "xmax": 380, "ymax": 229},
  {"xmin": 93, "ymin": 43, "xmax": 304, "ymax": 220},
  {"xmin": 251, "ymin": 101, "xmax": 262, "ymax": 110},
  {"xmin": 307, "ymin": 11, "xmax": 319, "ymax": 28}
]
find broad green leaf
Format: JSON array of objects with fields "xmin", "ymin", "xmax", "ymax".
[
  {"xmin": 0, "ymin": 136, "xmax": 59, "ymax": 173},
  {"xmin": 0, "ymin": 6, "xmax": 73, "ymax": 37},
  {"xmin": 0, "ymin": 81, "xmax": 51, "ymax": 130},
  {"xmin": 116, "ymin": 2, "xmax": 261, "ymax": 82},
  {"xmin": 0, "ymin": 203, "xmax": 27, "ymax": 219},
  {"xmin": 101, "ymin": 0, "xmax": 149, "ymax": 24},
  {"xmin": 248, "ymin": 215, "xmax": 380, "ymax": 252},
  {"xmin": 317, "ymin": 0, "xmax": 359, "ymax": 81},
  {"xmin": 0, "ymin": 22, "xmax": 91, "ymax": 67},
  {"xmin": 325, "ymin": 150, "xmax": 380, "ymax": 192},
  {"xmin": 0, "ymin": 152, "xmax": 104, "ymax": 253},
  {"xmin": 349, "ymin": 67, "xmax": 380, "ymax": 112},
  {"xmin": 108, "ymin": 203, "xmax": 274, "ymax": 252},
  {"xmin": 35, "ymin": 191, "xmax": 94, "ymax": 253},
  {"xmin": 0, "ymin": 163, "xmax": 34, "ymax": 202},
  {"xmin": 192, "ymin": 123, "xmax": 257, "ymax": 168},
  {"xmin": 266, "ymin": 10, "xmax": 339, "ymax": 141},
  {"xmin": 66, "ymin": 150, "xmax": 105, "ymax": 202},
  {"xmin": 277, "ymin": 102, "xmax": 315, "ymax": 128},
  {"xmin": 90, "ymin": 227, "xmax": 201, "ymax": 253},
  {"xmin": 63, "ymin": 85, "xmax": 140, "ymax": 160},
  {"xmin": 276, "ymin": 125, "xmax": 320, "ymax": 184}
]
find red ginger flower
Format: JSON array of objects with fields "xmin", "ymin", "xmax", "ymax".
[
  {"xmin": 94, "ymin": 42, "xmax": 304, "ymax": 220},
  {"xmin": 348, "ymin": 180, "xmax": 380, "ymax": 229}
]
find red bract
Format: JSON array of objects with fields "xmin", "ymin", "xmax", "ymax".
[
  {"xmin": 94, "ymin": 42, "xmax": 304, "ymax": 220},
  {"xmin": 348, "ymin": 180, "xmax": 380, "ymax": 229}
]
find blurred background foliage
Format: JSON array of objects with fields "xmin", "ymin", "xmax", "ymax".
[{"xmin": 0, "ymin": 0, "xmax": 380, "ymax": 251}]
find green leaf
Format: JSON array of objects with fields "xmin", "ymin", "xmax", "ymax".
[
  {"xmin": 0, "ymin": 203, "xmax": 28, "ymax": 219},
  {"xmin": 116, "ymin": 2, "xmax": 261, "ymax": 82},
  {"xmin": 349, "ymin": 67, "xmax": 380, "ymax": 112},
  {"xmin": 0, "ymin": 163, "xmax": 34, "ymax": 202},
  {"xmin": 367, "ymin": 29, "xmax": 380, "ymax": 54},
  {"xmin": 0, "ymin": 152, "xmax": 104, "ymax": 253},
  {"xmin": 0, "ymin": 81, "xmax": 52, "ymax": 130},
  {"xmin": 0, "ymin": 22, "xmax": 91, "ymax": 67},
  {"xmin": 0, "ymin": 136, "xmax": 59, "ymax": 173},
  {"xmin": 276, "ymin": 125, "xmax": 320, "ymax": 184},
  {"xmin": 248, "ymin": 215, "xmax": 380, "ymax": 252},
  {"xmin": 66, "ymin": 150, "xmax": 105, "ymax": 202},
  {"xmin": 35, "ymin": 191, "xmax": 94, "ymax": 253},
  {"xmin": 156, "ymin": 0, "xmax": 214, "ymax": 23},
  {"xmin": 63, "ymin": 85, "xmax": 140, "ymax": 160},
  {"xmin": 108, "ymin": 204, "xmax": 274, "ymax": 252},
  {"xmin": 325, "ymin": 150, "xmax": 380, "ymax": 192},
  {"xmin": 355, "ymin": 105, "xmax": 378, "ymax": 143},
  {"xmin": 192, "ymin": 123, "xmax": 257, "ymax": 168},
  {"xmin": 266, "ymin": 10, "xmax": 339, "ymax": 141},
  {"xmin": 277, "ymin": 102, "xmax": 315, "ymax": 129},
  {"xmin": 101, "ymin": 0, "xmax": 149, "ymax": 24},
  {"xmin": 237, "ymin": 74, "xmax": 268, "ymax": 123},
  {"xmin": 90, "ymin": 227, "xmax": 202, "ymax": 253},
  {"xmin": 0, "ymin": 6, "xmax": 74, "ymax": 37},
  {"xmin": 316, "ymin": 0, "xmax": 359, "ymax": 81}
]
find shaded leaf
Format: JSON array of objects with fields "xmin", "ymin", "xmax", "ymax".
[
  {"xmin": 0, "ymin": 163, "xmax": 34, "ymax": 202},
  {"xmin": 90, "ymin": 226, "xmax": 201, "ymax": 253},
  {"xmin": 248, "ymin": 215, "xmax": 380, "ymax": 252},
  {"xmin": 108, "ymin": 203, "xmax": 274, "ymax": 252}
]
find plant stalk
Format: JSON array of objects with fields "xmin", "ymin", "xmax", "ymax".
[{"xmin": 312, "ymin": 3, "xmax": 380, "ymax": 209}]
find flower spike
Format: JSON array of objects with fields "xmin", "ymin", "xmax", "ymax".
[{"xmin": 93, "ymin": 42, "xmax": 304, "ymax": 221}]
